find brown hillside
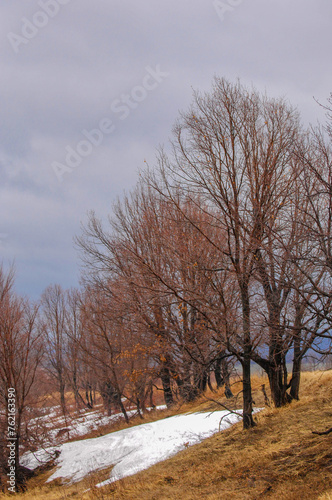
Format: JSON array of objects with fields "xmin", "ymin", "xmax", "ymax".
[{"xmin": 1, "ymin": 370, "xmax": 331, "ymax": 500}]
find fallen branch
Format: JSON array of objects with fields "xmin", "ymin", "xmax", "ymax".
[
  {"xmin": 261, "ymin": 384, "xmax": 270, "ymax": 407},
  {"xmin": 202, "ymin": 394, "xmax": 243, "ymax": 430},
  {"xmin": 312, "ymin": 427, "xmax": 332, "ymax": 436}
]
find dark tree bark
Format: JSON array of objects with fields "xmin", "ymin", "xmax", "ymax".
[
  {"xmin": 241, "ymin": 285, "xmax": 256, "ymax": 429},
  {"xmin": 160, "ymin": 364, "xmax": 174, "ymax": 407},
  {"xmin": 289, "ymin": 334, "xmax": 302, "ymax": 401}
]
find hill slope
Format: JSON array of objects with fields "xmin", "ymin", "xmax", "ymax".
[
  {"xmin": 1, "ymin": 370, "xmax": 331, "ymax": 499},
  {"xmin": 104, "ymin": 370, "xmax": 331, "ymax": 500}
]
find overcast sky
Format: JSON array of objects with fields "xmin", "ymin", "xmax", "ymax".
[{"xmin": 1, "ymin": 0, "xmax": 331, "ymax": 299}]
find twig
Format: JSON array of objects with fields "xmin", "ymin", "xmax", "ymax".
[
  {"xmin": 261, "ymin": 384, "xmax": 271, "ymax": 407},
  {"xmin": 202, "ymin": 394, "xmax": 243, "ymax": 427},
  {"xmin": 312, "ymin": 427, "xmax": 332, "ymax": 436}
]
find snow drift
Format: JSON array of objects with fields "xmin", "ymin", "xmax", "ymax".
[{"xmin": 22, "ymin": 410, "xmax": 245, "ymax": 488}]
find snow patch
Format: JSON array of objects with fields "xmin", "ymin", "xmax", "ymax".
[{"xmin": 22, "ymin": 410, "xmax": 247, "ymax": 487}]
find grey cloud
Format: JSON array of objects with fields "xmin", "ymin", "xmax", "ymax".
[{"xmin": 1, "ymin": 0, "xmax": 331, "ymax": 297}]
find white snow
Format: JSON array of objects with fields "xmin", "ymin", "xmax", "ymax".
[
  {"xmin": 27, "ymin": 404, "xmax": 167, "ymax": 447},
  {"xmin": 22, "ymin": 409, "xmax": 247, "ymax": 488}
]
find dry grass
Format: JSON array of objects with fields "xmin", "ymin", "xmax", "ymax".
[
  {"xmin": 68, "ymin": 372, "xmax": 266, "ymax": 441},
  {"xmin": 1, "ymin": 370, "xmax": 331, "ymax": 499}
]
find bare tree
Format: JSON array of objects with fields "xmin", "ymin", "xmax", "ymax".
[
  {"xmin": 64, "ymin": 288, "xmax": 97, "ymax": 410},
  {"xmin": 41, "ymin": 284, "xmax": 68, "ymax": 416},
  {"xmin": 0, "ymin": 266, "xmax": 43, "ymax": 491},
  {"xmin": 77, "ymin": 79, "xmax": 328, "ymax": 426},
  {"xmin": 77, "ymin": 188, "xmax": 238, "ymax": 407},
  {"xmin": 147, "ymin": 78, "xmax": 304, "ymax": 425},
  {"xmin": 289, "ymin": 96, "xmax": 332, "ymax": 367},
  {"xmin": 79, "ymin": 287, "xmax": 133, "ymax": 422}
]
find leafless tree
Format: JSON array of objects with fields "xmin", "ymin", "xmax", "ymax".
[
  {"xmin": 290, "ymin": 96, "xmax": 332, "ymax": 366},
  {"xmin": 147, "ymin": 78, "xmax": 304, "ymax": 424},
  {"xmin": 64, "ymin": 288, "xmax": 97, "ymax": 410},
  {"xmin": 0, "ymin": 266, "xmax": 43, "ymax": 491},
  {"xmin": 76, "ymin": 80, "xmax": 330, "ymax": 427},
  {"xmin": 41, "ymin": 284, "xmax": 68, "ymax": 416},
  {"xmin": 77, "ymin": 188, "xmax": 238, "ymax": 407}
]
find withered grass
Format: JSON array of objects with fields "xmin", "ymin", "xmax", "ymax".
[{"xmin": 1, "ymin": 370, "xmax": 331, "ymax": 499}]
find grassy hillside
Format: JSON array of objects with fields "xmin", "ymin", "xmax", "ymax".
[{"xmin": 1, "ymin": 370, "xmax": 332, "ymax": 499}]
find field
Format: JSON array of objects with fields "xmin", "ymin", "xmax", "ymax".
[{"xmin": 1, "ymin": 370, "xmax": 331, "ymax": 499}]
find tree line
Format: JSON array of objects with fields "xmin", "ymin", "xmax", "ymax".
[
  {"xmin": 78, "ymin": 78, "xmax": 332, "ymax": 426},
  {"xmin": 1, "ymin": 78, "xmax": 332, "ymax": 490}
]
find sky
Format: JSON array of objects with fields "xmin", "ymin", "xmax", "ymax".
[{"xmin": 1, "ymin": 0, "xmax": 331, "ymax": 299}]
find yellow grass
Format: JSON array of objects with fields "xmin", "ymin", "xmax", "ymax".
[{"xmin": 1, "ymin": 370, "xmax": 331, "ymax": 499}]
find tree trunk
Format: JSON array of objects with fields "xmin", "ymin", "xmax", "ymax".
[
  {"xmin": 160, "ymin": 365, "xmax": 174, "ymax": 407},
  {"xmin": 289, "ymin": 305, "xmax": 304, "ymax": 401},
  {"xmin": 268, "ymin": 364, "xmax": 283, "ymax": 407},
  {"xmin": 149, "ymin": 384, "xmax": 156, "ymax": 409},
  {"xmin": 145, "ymin": 380, "xmax": 155, "ymax": 409},
  {"xmin": 268, "ymin": 359, "xmax": 292, "ymax": 407},
  {"xmin": 214, "ymin": 359, "xmax": 223, "ymax": 388},
  {"xmin": 241, "ymin": 284, "xmax": 255, "ymax": 429},
  {"xmin": 100, "ymin": 381, "xmax": 114, "ymax": 416},
  {"xmin": 207, "ymin": 372, "xmax": 216, "ymax": 393},
  {"xmin": 119, "ymin": 397, "xmax": 129, "ymax": 423},
  {"xmin": 266, "ymin": 299, "xmax": 292, "ymax": 407},
  {"xmin": 59, "ymin": 378, "xmax": 66, "ymax": 416},
  {"xmin": 85, "ymin": 383, "xmax": 93, "ymax": 409},
  {"xmin": 214, "ymin": 354, "xmax": 233, "ymax": 398},
  {"xmin": 220, "ymin": 358, "xmax": 233, "ymax": 397},
  {"xmin": 290, "ymin": 337, "xmax": 302, "ymax": 400},
  {"xmin": 177, "ymin": 375, "xmax": 197, "ymax": 402},
  {"xmin": 242, "ymin": 354, "xmax": 255, "ymax": 428},
  {"xmin": 136, "ymin": 398, "xmax": 144, "ymax": 419},
  {"xmin": 193, "ymin": 367, "xmax": 208, "ymax": 394},
  {"xmin": 72, "ymin": 371, "xmax": 81, "ymax": 410}
]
